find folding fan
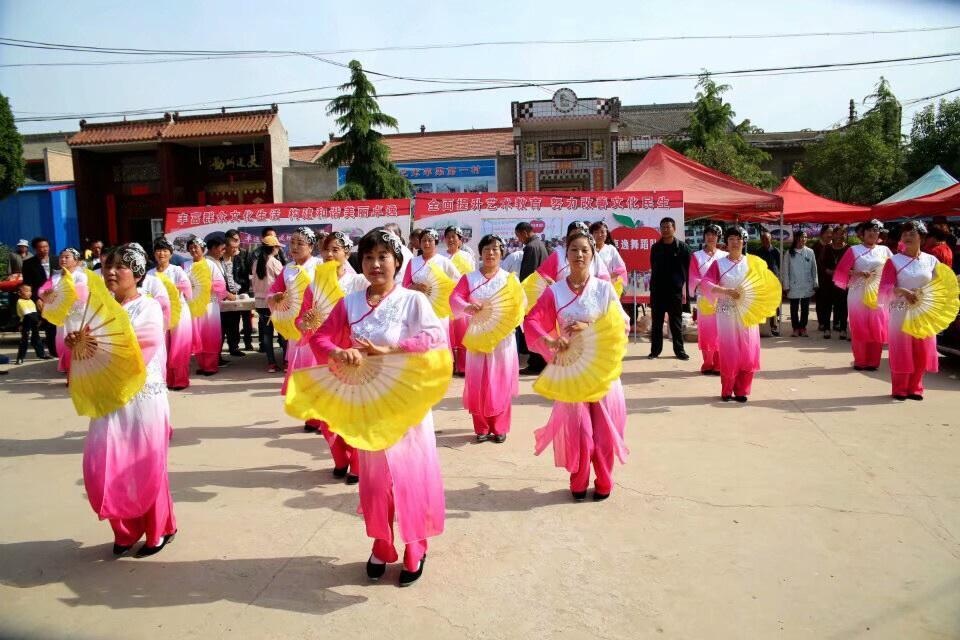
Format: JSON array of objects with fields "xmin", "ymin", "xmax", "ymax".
[
  {"xmin": 450, "ymin": 251, "xmax": 475, "ymax": 275},
  {"xmin": 521, "ymin": 271, "xmax": 549, "ymax": 314},
  {"xmin": 613, "ymin": 276, "xmax": 625, "ymax": 299},
  {"xmin": 860, "ymin": 265, "xmax": 884, "ymax": 310},
  {"xmin": 156, "ymin": 272, "xmax": 183, "ymax": 329},
  {"xmin": 68, "ymin": 273, "xmax": 146, "ymax": 418},
  {"xmin": 533, "ymin": 301, "xmax": 627, "ymax": 403},
  {"xmin": 728, "ymin": 255, "xmax": 782, "ymax": 328},
  {"xmin": 268, "ymin": 266, "xmax": 311, "ymax": 341},
  {"xmin": 40, "ymin": 268, "xmax": 78, "ymax": 327},
  {"xmin": 187, "ymin": 259, "xmax": 213, "ymax": 318},
  {"xmin": 416, "ymin": 262, "xmax": 455, "ymax": 319},
  {"xmin": 462, "ymin": 273, "xmax": 525, "ymax": 353},
  {"xmin": 285, "ymin": 348, "xmax": 453, "ymax": 451},
  {"xmin": 299, "ymin": 261, "xmax": 344, "ymax": 332},
  {"xmin": 902, "ymin": 262, "xmax": 960, "ymax": 339}
]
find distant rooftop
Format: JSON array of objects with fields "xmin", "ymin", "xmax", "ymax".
[{"xmin": 67, "ymin": 107, "xmax": 280, "ymax": 146}]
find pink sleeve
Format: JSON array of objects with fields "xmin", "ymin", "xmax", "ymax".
[
  {"xmin": 398, "ymin": 295, "xmax": 448, "ymax": 353},
  {"xmin": 449, "ymin": 275, "xmax": 473, "ymax": 319},
  {"xmin": 269, "ymin": 271, "xmax": 287, "ymax": 294},
  {"xmin": 402, "ymin": 261, "xmax": 413, "ymax": 287},
  {"xmin": 522, "ymin": 288, "xmax": 559, "ymax": 362},
  {"xmin": 699, "ymin": 262, "xmax": 722, "ymax": 304},
  {"xmin": 308, "ymin": 299, "xmax": 352, "ymax": 363},
  {"xmin": 156, "ymin": 293, "xmax": 171, "ymax": 329},
  {"xmin": 536, "ymin": 251, "xmax": 559, "ymax": 280},
  {"xmin": 135, "ymin": 301, "xmax": 165, "ymax": 366},
  {"xmin": 688, "ymin": 254, "xmax": 702, "ymax": 294},
  {"xmin": 878, "ymin": 259, "xmax": 897, "ymax": 306},
  {"xmin": 832, "ymin": 247, "xmax": 856, "ymax": 290}
]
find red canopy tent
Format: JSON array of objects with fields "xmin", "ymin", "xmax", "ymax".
[
  {"xmin": 615, "ymin": 143, "xmax": 782, "ymax": 221},
  {"xmin": 870, "ymin": 183, "xmax": 960, "ymax": 220},
  {"xmin": 775, "ymin": 176, "xmax": 872, "ymax": 224}
]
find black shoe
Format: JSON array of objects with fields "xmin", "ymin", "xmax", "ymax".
[
  {"xmin": 853, "ymin": 365, "xmax": 865, "ymax": 371},
  {"xmin": 333, "ymin": 466, "xmax": 348, "ymax": 478},
  {"xmin": 593, "ymin": 491, "xmax": 610, "ymax": 502},
  {"xmin": 244, "ymin": 343, "xmax": 255, "ymax": 352},
  {"xmin": 196, "ymin": 369, "xmax": 215, "ymax": 376},
  {"xmin": 493, "ymin": 434, "xmax": 506, "ymax": 444},
  {"xmin": 40, "ymin": 354, "xmax": 53, "ymax": 360},
  {"xmin": 399, "ymin": 557, "xmax": 425, "ymax": 587},
  {"xmin": 346, "ymin": 474, "xmax": 360, "ymax": 485},
  {"xmin": 169, "ymin": 385, "xmax": 188, "ymax": 391},
  {"xmin": 112, "ymin": 543, "xmax": 133, "ymax": 556},
  {"xmin": 675, "ymin": 352, "xmax": 690, "ymax": 361},
  {"xmin": 865, "ymin": 366, "xmax": 878, "ymax": 372},
  {"xmin": 476, "ymin": 434, "xmax": 490, "ymax": 443},
  {"xmin": 15, "ymin": 358, "xmax": 23, "ymax": 365},
  {"xmin": 304, "ymin": 423, "xmax": 317, "ymax": 432},
  {"xmin": 571, "ymin": 490, "xmax": 588, "ymax": 501},
  {"xmin": 646, "ymin": 353, "xmax": 660, "ymax": 360},
  {"xmin": 710, "ymin": 370, "xmax": 722, "ymax": 376},
  {"xmin": 229, "ymin": 350, "xmax": 246, "ymax": 358},
  {"xmin": 771, "ymin": 330, "xmax": 781, "ymax": 337},
  {"xmin": 366, "ymin": 555, "xmax": 386, "ymax": 580},
  {"xmin": 135, "ymin": 532, "xmax": 176, "ymax": 558},
  {"xmin": 701, "ymin": 370, "xmax": 712, "ymax": 376},
  {"xmin": 907, "ymin": 394, "xmax": 924, "ymax": 401},
  {"xmin": 722, "ymin": 395, "xmax": 733, "ymax": 402},
  {"xmin": 734, "ymin": 395, "xmax": 748, "ymax": 403},
  {"xmin": 518, "ymin": 367, "xmax": 542, "ymax": 376},
  {"xmin": 893, "ymin": 395, "xmax": 907, "ymax": 401}
]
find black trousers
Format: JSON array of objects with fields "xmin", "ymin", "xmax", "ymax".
[
  {"xmin": 789, "ymin": 297, "xmax": 810, "ymax": 330},
  {"xmin": 257, "ymin": 308, "xmax": 286, "ymax": 366},
  {"xmin": 18, "ymin": 313, "xmax": 45, "ymax": 360},
  {"xmin": 221, "ymin": 311, "xmax": 241, "ymax": 352},
  {"xmin": 241, "ymin": 311, "xmax": 253, "ymax": 348},
  {"xmin": 515, "ymin": 326, "xmax": 545, "ymax": 372},
  {"xmin": 41, "ymin": 317, "xmax": 57, "ymax": 357},
  {"xmin": 829, "ymin": 286, "xmax": 848, "ymax": 331},
  {"xmin": 650, "ymin": 295, "xmax": 686, "ymax": 356},
  {"xmin": 815, "ymin": 288, "xmax": 831, "ymax": 330}
]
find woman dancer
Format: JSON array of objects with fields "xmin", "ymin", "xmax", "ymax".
[
  {"xmin": 450, "ymin": 234, "xmax": 520, "ymax": 444},
  {"xmin": 590, "ymin": 221, "xmax": 628, "ymax": 290},
  {"xmin": 701, "ymin": 227, "xmax": 780, "ymax": 403},
  {"xmin": 537, "ymin": 221, "xmax": 612, "ymax": 284},
  {"xmin": 524, "ymin": 231, "xmax": 629, "ymax": 501},
  {"xmin": 149, "ymin": 239, "xmax": 193, "ymax": 389},
  {"xmin": 184, "ymin": 237, "xmax": 227, "ymax": 376},
  {"xmin": 832, "ymin": 220, "xmax": 893, "ymax": 371},
  {"xmin": 68, "ymin": 243, "xmax": 176, "ymax": 557},
  {"xmin": 688, "ymin": 224, "xmax": 728, "ymax": 375},
  {"xmin": 39, "ymin": 247, "xmax": 90, "ymax": 376},
  {"xmin": 311, "ymin": 230, "xmax": 446, "ymax": 587},
  {"xmin": 251, "ymin": 236, "xmax": 285, "ymax": 373},
  {"xmin": 403, "ymin": 229, "xmax": 462, "ymax": 371},
  {"xmin": 268, "ymin": 227, "xmax": 324, "ymax": 432},
  {"xmin": 879, "ymin": 221, "xmax": 945, "ymax": 401},
  {"xmin": 439, "ymin": 226, "xmax": 474, "ymax": 374}
]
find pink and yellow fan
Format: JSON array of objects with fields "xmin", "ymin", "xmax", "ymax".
[
  {"xmin": 613, "ymin": 276, "xmax": 625, "ymax": 298},
  {"xmin": 729, "ymin": 255, "xmax": 782, "ymax": 327},
  {"xmin": 187, "ymin": 260, "xmax": 212, "ymax": 318},
  {"xmin": 521, "ymin": 271, "xmax": 549, "ymax": 314},
  {"xmin": 533, "ymin": 302, "xmax": 627, "ymax": 403},
  {"xmin": 417, "ymin": 262, "xmax": 456, "ymax": 319},
  {"xmin": 902, "ymin": 262, "xmax": 960, "ymax": 339},
  {"xmin": 40, "ymin": 268, "xmax": 77, "ymax": 326},
  {"xmin": 860, "ymin": 263, "xmax": 886, "ymax": 309},
  {"xmin": 68, "ymin": 273, "xmax": 146, "ymax": 418},
  {"xmin": 462, "ymin": 273, "xmax": 525, "ymax": 353},
  {"xmin": 268, "ymin": 266, "xmax": 311, "ymax": 341},
  {"xmin": 450, "ymin": 251, "xmax": 475, "ymax": 275},
  {"xmin": 156, "ymin": 272, "xmax": 183, "ymax": 329},
  {"xmin": 285, "ymin": 348, "xmax": 453, "ymax": 451},
  {"xmin": 299, "ymin": 261, "xmax": 344, "ymax": 332}
]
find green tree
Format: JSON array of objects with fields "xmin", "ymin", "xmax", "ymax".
[
  {"xmin": 320, "ymin": 60, "xmax": 411, "ymax": 200},
  {"xmin": 905, "ymin": 97, "xmax": 960, "ymax": 180},
  {"xmin": 676, "ymin": 73, "xmax": 775, "ymax": 189},
  {"xmin": 0, "ymin": 92, "xmax": 25, "ymax": 200}
]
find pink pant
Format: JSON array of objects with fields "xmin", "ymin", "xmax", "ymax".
[
  {"xmin": 167, "ymin": 363, "xmax": 190, "ymax": 389},
  {"xmin": 721, "ymin": 370, "xmax": 754, "ymax": 397},
  {"xmin": 109, "ymin": 480, "xmax": 177, "ymax": 547},
  {"xmin": 318, "ymin": 422, "xmax": 357, "ymax": 473},
  {"xmin": 700, "ymin": 348, "xmax": 720, "ymax": 373},
  {"xmin": 369, "ymin": 486, "xmax": 428, "ymax": 572},
  {"xmin": 852, "ymin": 340, "xmax": 883, "ymax": 369},
  {"xmin": 892, "ymin": 371, "xmax": 924, "ymax": 397},
  {"xmin": 569, "ymin": 403, "xmax": 615, "ymax": 494},
  {"xmin": 196, "ymin": 353, "xmax": 218, "ymax": 374},
  {"xmin": 471, "ymin": 406, "xmax": 511, "ymax": 436}
]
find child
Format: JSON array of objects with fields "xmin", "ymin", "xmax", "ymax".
[{"xmin": 16, "ymin": 284, "xmax": 49, "ymax": 364}]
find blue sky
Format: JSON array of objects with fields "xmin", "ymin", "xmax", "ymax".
[{"xmin": 2, "ymin": 0, "xmax": 959, "ymax": 145}]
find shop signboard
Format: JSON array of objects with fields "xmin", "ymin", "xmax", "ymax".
[{"xmin": 338, "ymin": 159, "xmax": 497, "ymax": 195}]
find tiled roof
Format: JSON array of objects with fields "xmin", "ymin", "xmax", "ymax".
[
  {"xmin": 306, "ymin": 127, "xmax": 514, "ymax": 164},
  {"xmin": 744, "ymin": 130, "xmax": 827, "ymax": 147},
  {"xmin": 619, "ymin": 102, "xmax": 696, "ymax": 138},
  {"xmin": 67, "ymin": 108, "xmax": 278, "ymax": 147},
  {"xmin": 289, "ymin": 145, "xmax": 325, "ymax": 163}
]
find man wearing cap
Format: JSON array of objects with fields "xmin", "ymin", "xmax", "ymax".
[{"xmin": 8, "ymin": 240, "xmax": 31, "ymax": 275}]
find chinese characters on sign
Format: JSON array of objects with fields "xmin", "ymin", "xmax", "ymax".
[
  {"xmin": 539, "ymin": 140, "xmax": 588, "ymax": 161},
  {"xmin": 338, "ymin": 158, "xmax": 497, "ymax": 194},
  {"xmin": 202, "ymin": 146, "xmax": 263, "ymax": 172}
]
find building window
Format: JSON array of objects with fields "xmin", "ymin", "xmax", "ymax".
[{"xmin": 25, "ymin": 160, "xmax": 46, "ymax": 182}]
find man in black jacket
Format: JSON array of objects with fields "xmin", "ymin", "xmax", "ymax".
[
  {"xmin": 224, "ymin": 229, "xmax": 254, "ymax": 350},
  {"xmin": 516, "ymin": 222, "xmax": 550, "ymax": 374},
  {"xmin": 648, "ymin": 217, "xmax": 691, "ymax": 360},
  {"xmin": 21, "ymin": 237, "xmax": 60, "ymax": 357}
]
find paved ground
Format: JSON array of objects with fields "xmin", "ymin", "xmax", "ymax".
[{"xmin": 0, "ymin": 324, "xmax": 958, "ymax": 640}]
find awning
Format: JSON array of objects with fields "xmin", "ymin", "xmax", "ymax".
[{"xmin": 775, "ymin": 176, "xmax": 872, "ymax": 224}]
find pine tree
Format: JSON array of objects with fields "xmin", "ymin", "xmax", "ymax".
[
  {"xmin": 320, "ymin": 60, "xmax": 411, "ymax": 200},
  {"xmin": 0, "ymin": 92, "xmax": 26, "ymax": 200}
]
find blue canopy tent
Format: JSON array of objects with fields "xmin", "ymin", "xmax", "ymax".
[{"xmin": 877, "ymin": 165, "xmax": 958, "ymax": 205}]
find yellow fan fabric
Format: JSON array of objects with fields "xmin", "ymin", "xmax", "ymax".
[
  {"xmin": 613, "ymin": 276, "xmax": 625, "ymax": 298},
  {"xmin": 697, "ymin": 295, "xmax": 717, "ymax": 316},
  {"xmin": 902, "ymin": 262, "xmax": 960, "ymax": 339},
  {"xmin": 300, "ymin": 261, "xmax": 345, "ymax": 332},
  {"xmin": 463, "ymin": 273, "xmax": 525, "ymax": 353},
  {"xmin": 730, "ymin": 255, "xmax": 782, "ymax": 328},
  {"xmin": 156, "ymin": 272, "xmax": 182, "ymax": 329},
  {"xmin": 41, "ymin": 268, "xmax": 78, "ymax": 326},
  {"xmin": 187, "ymin": 259, "xmax": 212, "ymax": 318},
  {"xmin": 418, "ymin": 262, "xmax": 455, "ymax": 319},
  {"xmin": 285, "ymin": 349, "xmax": 453, "ymax": 451},
  {"xmin": 521, "ymin": 271, "xmax": 549, "ymax": 314},
  {"xmin": 861, "ymin": 264, "xmax": 885, "ymax": 309},
  {"xmin": 268, "ymin": 266, "xmax": 311, "ymax": 341},
  {"xmin": 450, "ymin": 251, "xmax": 475, "ymax": 275},
  {"xmin": 69, "ymin": 273, "xmax": 146, "ymax": 418},
  {"xmin": 533, "ymin": 301, "xmax": 627, "ymax": 403}
]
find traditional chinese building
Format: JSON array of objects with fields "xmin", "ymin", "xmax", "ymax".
[{"xmin": 67, "ymin": 106, "xmax": 288, "ymax": 247}]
